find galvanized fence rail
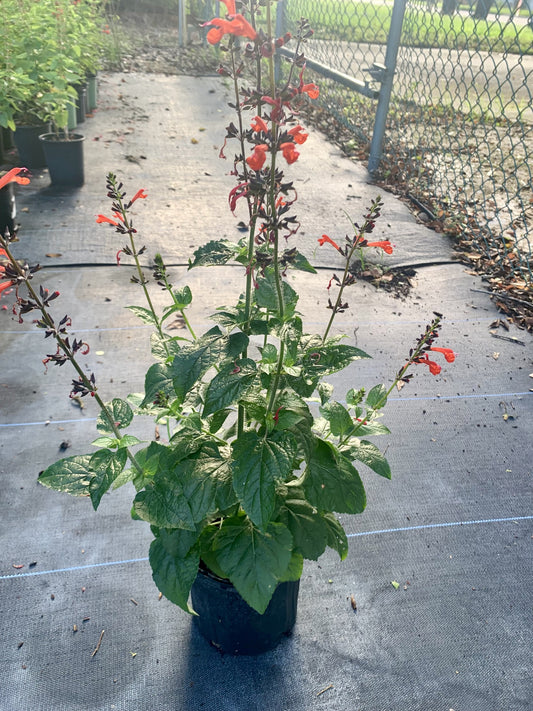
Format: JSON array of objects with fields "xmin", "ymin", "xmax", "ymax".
[{"xmin": 274, "ymin": 0, "xmax": 533, "ymax": 289}]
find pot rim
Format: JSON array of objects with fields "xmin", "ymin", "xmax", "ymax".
[{"xmin": 38, "ymin": 132, "xmax": 85, "ymax": 143}]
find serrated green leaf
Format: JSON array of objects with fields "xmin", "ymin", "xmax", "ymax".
[
  {"xmin": 171, "ymin": 285, "xmax": 192, "ymax": 309},
  {"xmin": 203, "ymin": 358, "xmax": 257, "ymax": 417},
  {"xmin": 261, "ymin": 343, "xmax": 278, "ymax": 364},
  {"xmin": 141, "ymin": 363, "xmax": 175, "ymax": 408},
  {"xmin": 133, "ymin": 457, "xmax": 195, "ymax": 530},
  {"xmin": 213, "ymin": 516, "xmax": 293, "ymax": 613},
  {"xmin": 231, "ymin": 432, "xmax": 293, "ymax": 530},
  {"xmin": 322, "ymin": 512, "xmax": 349, "ymax": 560},
  {"xmin": 256, "ymin": 269, "xmax": 298, "ymax": 316},
  {"xmin": 96, "ymin": 399, "xmax": 134, "ymax": 433},
  {"xmin": 179, "ymin": 447, "xmax": 231, "ymax": 523},
  {"xmin": 285, "ymin": 249, "xmax": 317, "ymax": 274},
  {"xmin": 188, "ymin": 240, "xmax": 239, "ymax": 269},
  {"xmin": 345, "ymin": 440, "xmax": 391, "ymax": 479},
  {"xmin": 278, "ymin": 551, "xmax": 304, "ymax": 582},
  {"xmin": 351, "ymin": 420, "xmax": 391, "ymax": 437},
  {"xmin": 91, "ymin": 436, "xmax": 119, "ymax": 449},
  {"xmin": 302, "ymin": 341, "xmax": 371, "ymax": 377},
  {"xmin": 366, "ymin": 383, "xmax": 388, "ymax": 409},
  {"xmin": 150, "ymin": 332, "xmax": 183, "ymax": 362},
  {"xmin": 118, "ymin": 434, "xmax": 143, "ymax": 449},
  {"xmin": 320, "ymin": 401, "xmax": 353, "ymax": 437},
  {"xmin": 159, "ymin": 526, "xmax": 200, "ymax": 559},
  {"xmin": 317, "ymin": 382, "xmax": 334, "ymax": 406},
  {"xmin": 303, "ymin": 438, "xmax": 366, "ymax": 514},
  {"xmin": 39, "ymin": 454, "xmax": 93, "ymax": 496},
  {"xmin": 279, "ymin": 487, "xmax": 328, "ymax": 560},
  {"xmin": 149, "ymin": 536, "xmax": 199, "ymax": 613},
  {"xmin": 125, "ymin": 305, "xmax": 159, "ymax": 326},
  {"xmin": 88, "ymin": 448, "xmax": 128, "ymax": 509}
]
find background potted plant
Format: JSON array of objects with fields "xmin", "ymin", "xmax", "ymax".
[{"xmin": 0, "ymin": 2, "xmax": 454, "ymax": 655}]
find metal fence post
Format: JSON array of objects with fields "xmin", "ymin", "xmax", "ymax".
[
  {"xmin": 178, "ymin": 0, "xmax": 187, "ymax": 48},
  {"xmin": 368, "ymin": 0, "xmax": 407, "ymax": 174}
]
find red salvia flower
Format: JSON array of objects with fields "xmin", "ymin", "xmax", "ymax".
[
  {"xmin": 205, "ymin": 14, "xmax": 257, "ymax": 45},
  {"xmin": 220, "ymin": 0, "xmax": 236, "ymax": 14},
  {"xmin": 430, "ymin": 346, "xmax": 456, "ymax": 362},
  {"xmin": 246, "ymin": 144, "xmax": 268, "ymax": 171},
  {"xmin": 131, "ymin": 188, "xmax": 148, "ymax": 203},
  {"xmin": 415, "ymin": 355, "xmax": 441, "ymax": 375},
  {"xmin": 365, "ymin": 240, "xmax": 393, "ymax": 254},
  {"xmin": 0, "ymin": 167, "xmax": 30, "ymax": 190},
  {"xmin": 288, "ymin": 125, "xmax": 308, "ymax": 145},
  {"xmin": 280, "ymin": 142, "xmax": 299, "ymax": 164},
  {"xmin": 301, "ymin": 83, "xmax": 319, "ymax": 99},
  {"xmin": 318, "ymin": 235, "xmax": 341, "ymax": 252},
  {"xmin": 96, "ymin": 214, "xmax": 119, "ymax": 226},
  {"xmin": 251, "ymin": 116, "xmax": 269, "ymax": 134}
]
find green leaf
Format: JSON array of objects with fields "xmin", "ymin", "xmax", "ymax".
[
  {"xmin": 149, "ymin": 536, "xmax": 199, "ymax": 614},
  {"xmin": 96, "ymin": 399, "xmax": 133, "ymax": 433},
  {"xmin": 320, "ymin": 401, "xmax": 353, "ymax": 437},
  {"xmin": 278, "ymin": 551, "xmax": 304, "ymax": 582},
  {"xmin": 141, "ymin": 363, "xmax": 175, "ymax": 408},
  {"xmin": 284, "ymin": 249, "xmax": 317, "ymax": 274},
  {"xmin": 91, "ymin": 436, "xmax": 118, "ymax": 449},
  {"xmin": 171, "ymin": 285, "xmax": 192, "ymax": 309},
  {"xmin": 125, "ymin": 305, "xmax": 159, "ymax": 326},
  {"xmin": 179, "ymin": 447, "xmax": 231, "ymax": 523},
  {"xmin": 303, "ymin": 438, "xmax": 367, "ymax": 514},
  {"xmin": 231, "ymin": 432, "xmax": 293, "ymax": 530},
  {"xmin": 39, "ymin": 454, "xmax": 93, "ymax": 496},
  {"xmin": 118, "ymin": 435, "xmax": 143, "ymax": 449},
  {"xmin": 89, "ymin": 448, "xmax": 128, "ymax": 509},
  {"xmin": 317, "ymin": 382, "xmax": 334, "ymax": 406},
  {"xmin": 302, "ymin": 340, "xmax": 371, "ymax": 377},
  {"xmin": 150, "ymin": 332, "xmax": 183, "ymax": 362},
  {"xmin": 188, "ymin": 240, "xmax": 239, "ymax": 269},
  {"xmin": 159, "ymin": 526, "xmax": 200, "ymax": 559},
  {"xmin": 279, "ymin": 487, "xmax": 328, "ymax": 560},
  {"xmin": 213, "ymin": 516, "xmax": 293, "ymax": 613},
  {"xmin": 203, "ymin": 358, "xmax": 257, "ymax": 417},
  {"xmin": 133, "ymin": 452, "xmax": 195, "ymax": 530},
  {"xmin": 256, "ymin": 269, "xmax": 298, "ymax": 316},
  {"xmin": 351, "ymin": 420, "xmax": 391, "ymax": 437},
  {"xmin": 366, "ymin": 383, "xmax": 388, "ymax": 409},
  {"xmin": 345, "ymin": 440, "xmax": 391, "ymax": 479},
  {"xmin": 322, "ymin": 512, "xmax": 349, "ymax": 560}
]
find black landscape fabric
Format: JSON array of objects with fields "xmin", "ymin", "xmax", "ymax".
[{"xmin": 1, "ymin": 73, "xmax": 532, "ymax": 711}]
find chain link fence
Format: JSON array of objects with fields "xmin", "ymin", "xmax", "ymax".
[{"xmin": 276, "ymin": 0, "xmax": 533, "ymax": 292}]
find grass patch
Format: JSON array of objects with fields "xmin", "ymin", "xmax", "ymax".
[{"xmin": 285, "ymin": 0, "xmax": 533, "ymax": 54}]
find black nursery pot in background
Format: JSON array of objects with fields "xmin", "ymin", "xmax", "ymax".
[
  {"xmin": 190, "ymin": 566, "xmax": 300, "ymax": 655},
  {"xmin": 12, "ymin": 124, "xmax": 49, "ymax": 169},
  {"xmin": 39, "ymin": 132, "xmax": 85, "ymax": 187},
  {"xmin": 0, "ymin": 182, "xmax": 16, "ymax": 237}
]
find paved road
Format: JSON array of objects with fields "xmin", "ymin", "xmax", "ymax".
[{"xmin": 307, "ymin": 39, "xmax": 533, "ymax": 121}]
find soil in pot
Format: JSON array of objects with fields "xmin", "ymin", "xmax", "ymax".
[
  {"xmin": 39, "ymin": 132, "xmax": 85, "ymax": 187},
  {"xmin": 190, "ymin": 565, "xmax": 300, "ymax": 655}
]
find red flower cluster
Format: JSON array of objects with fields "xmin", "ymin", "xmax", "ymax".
[{"xmin": 203, "ymin": 0, "xmax": 257, "ymax": 45}]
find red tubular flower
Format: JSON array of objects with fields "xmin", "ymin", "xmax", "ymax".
[
  {"xmin": 365, "ymin": 240, "xmax": 393, "ymax": 254},
  {"xmin": 96, "ymin": 214, "xmax": 119, "ymax": 226},
  {"xmin": 301, "ymin": 83, "xmax": 319, "ymax": 99},
  {"xmin": 318, "ymin": 234, "xmax": 341, "ymax": 252},
  {"xmin": 280, "ymin": 142, "xmax": 299, "ymax": 165},
  {"xmin": 205, "ymin": 14, "xmax": 257, "ymax": 45},
  {"xmin": 251, "ymin": 116, "xmax": 269, "ymax": 134},
  {"xmin": 416, "ymin": 356, "xmax": 441, "ymax": 375},
  {"xmin": 0, "ymin": 167, "xmax": 30, "ymax": 190},
  {"xmin": 246, "ymin": 144, "xmax": 268, "ymax": 171},
  {"xmin": 288, "ymin": 125, "xmax": 308, "ymax": 145},
  {"xmin": 131, "ymin": 188, "xmax": 148, "ymax": 203},
  {"xmin": 220, "ymin": 0, "xmax": 236, "ymax": 13},
  {"xmin": 0, "ymin": 280, "xmax": 14, "ymax": 295},
  {"xmin": 430, "ymin": 347, "xmax": 456, "ymax": 363}
]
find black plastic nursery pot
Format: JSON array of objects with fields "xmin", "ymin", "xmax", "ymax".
[
  {"xmin": 190, "ymin": 566, "xmax": 300, "ymax": 655},
  {"xmin": 39, "ymin": 132, "xmax": 85, "ymax": 187},
  {"xmin": 12, "ymin": 124, "xmax": 49, "ymax": 169},
  {"xmin": 0, "ymin": 182, "xmax": 16, "ymax": 237}
]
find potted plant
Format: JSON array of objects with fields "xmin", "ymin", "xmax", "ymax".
[{"xmin": 0, "ymin": 3, "xmax": 455, "ymax": 655}]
